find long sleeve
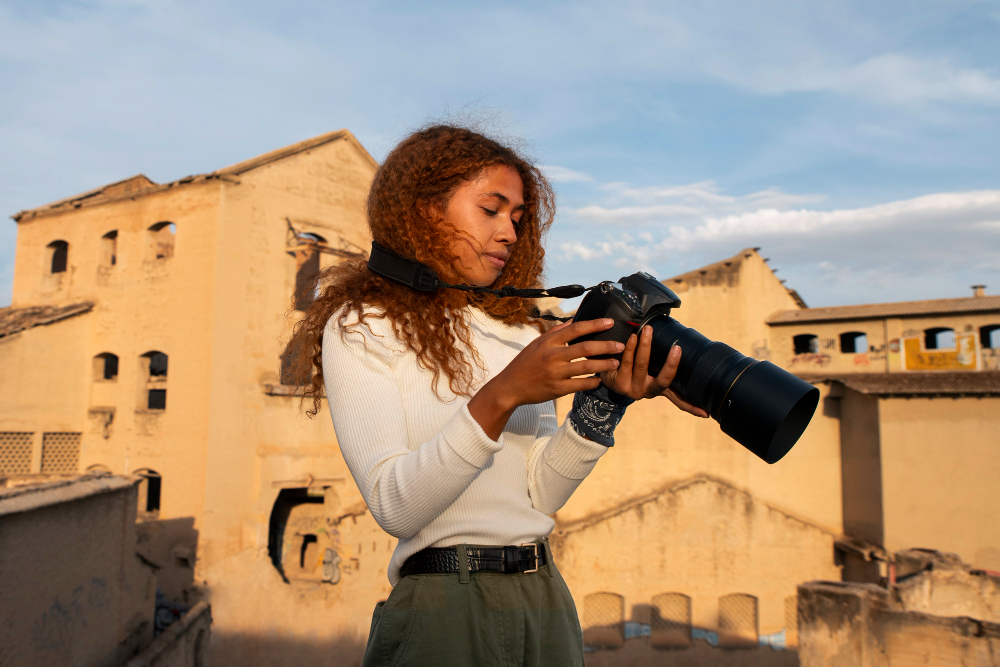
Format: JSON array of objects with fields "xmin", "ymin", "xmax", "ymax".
[
  {"xmin": 323, "ymin": 316, "xmax": 503, "ymax": 539},
  {"xmin": 525, "ymin": 405, "xmax": 611, "ymax": 515}
]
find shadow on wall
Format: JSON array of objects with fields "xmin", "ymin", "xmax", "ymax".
[
  {"xmin": 210, "ymin": 632, "xmax": 366, "ymax": 667},
  {"xmin": 583, "ymin": 639, "xmax": 798, "ymax": 667},
  {"xmin": 135, "ymin": 515, "xmax": 201, "ymax": 635}
]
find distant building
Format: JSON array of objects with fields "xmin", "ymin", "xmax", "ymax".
[{"xmin": 1, "ymin": 135, "xmax": 998, "ymax": 665}]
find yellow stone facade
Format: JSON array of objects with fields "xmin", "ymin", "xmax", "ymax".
[{"xmin": 2, "ymin": 131, "xmax": 998, "ymax": 665}]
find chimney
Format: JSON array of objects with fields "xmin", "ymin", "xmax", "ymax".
[{"xmin": 972, "ymin": 285, "xmax": 986, "ymax": 298}]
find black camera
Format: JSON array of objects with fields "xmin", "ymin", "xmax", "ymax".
[{"xmin": 572, "ymin": 272, "xmax": 819, "ymax": 464}]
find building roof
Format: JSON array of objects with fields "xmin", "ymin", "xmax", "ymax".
[
  {"xmin": 768, "ymin": 294, "xmax": 1000, "ymax": 325},
  {"xmin": 0, "ymin": 473, "xmax": 137, "ymax": 518},
  {"xmin": 12, "ymin": 129, "xmax": 377, "ymax": 222},
  {"xmin": 803, "ymin": 372, "xmax": 1000, "ymax": 397},
  {"xmin": 0, "ymin": 302, "xmax": 93, "ymax": 338},
  {"xmin": 664, "ymin": 247, "xmax": 809, "ymax": 309}
]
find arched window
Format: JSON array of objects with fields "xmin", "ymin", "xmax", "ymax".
[
  {"xmin": 793, "ymin": 334, "xmax": 819, "ymax": 355},
  {"xmin": 924, "ymin": 327, "xmax": 955, "ymax": 350},
  {"xmin": 148, "ymin": 222, "xmax": 176, "ymax": 260},
  {"xmin": 280, "ymin": 337, "xmax": 311, "ymax": 386},
  {"xmin": 135, "ymin": 469, "xmax": 161, "ymax": 514},
  {"xmin": 93, "ymin": 353, "xmax": 119, "ymax": 381},
  {"xmin": 718, "ymin": 593, "xmax": 758, "ymax": 649},
  {"xmin": 582, "ymin": 592, "xmax": 625, "ymax": 649},
  {"xmin": 101, "ymin": 230, "xmax": 118, "ymax": 267},
  {"xmin": 140, "ymin": 351, "xmax": 168, "ymax": 410},
  {"xmin": 86, "ymin": 463, "xmax": 112, "ymax": 474},
  {"xmin": 981, "ymin": 325, "xmax": 1000, "ymax": 349},
  {"xmin": 651, "ymin": 592, "xmax": 692, "ymax": 649},
  {"xmin": 840, "ymin": 331, "xmax": 868, "ymax": 354},
  {"xmin": 47, "ymin": 240, "xmax": 69, "ymax": 273}
]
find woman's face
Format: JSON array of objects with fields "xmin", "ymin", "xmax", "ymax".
[{"xmin": 439, "ymin": 165, "xmax": 525, "ymax": 287}]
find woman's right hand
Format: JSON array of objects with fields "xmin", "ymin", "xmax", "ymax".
[{"xmin": 468, "ymin": 318, "xmax": 625, "ymax": 440}]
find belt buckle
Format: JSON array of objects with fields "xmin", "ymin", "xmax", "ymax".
[{"xmin": 520, "ymin": 542, "xmax": 539, "ymax": 574}]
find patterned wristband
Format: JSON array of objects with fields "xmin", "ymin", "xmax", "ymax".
[{"xmin": 568, "ymin": 383, "xmax": 634, "ymax": 447}]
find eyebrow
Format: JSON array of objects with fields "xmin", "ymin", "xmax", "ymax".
[{"xmin": 482, "ymin": 192, "xmax": 527, "ymax": 211}]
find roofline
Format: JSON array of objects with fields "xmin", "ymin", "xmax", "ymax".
[
  {"xmin": 0, "ymin": 302, "xmax": 94, "ymax": 338},
  {"xmin": 11, "ymin": 129, "xmax": 377, "ymax": 223},
  {"xmin": 768, "ymin": 304, "xmax": 1000, "ymax": 326},
  {"xmin": 0, "ymin": 474, "xmax": 139, "ymax": 517},
  {"xmin": 802, "ymin": 373, "xmax": 1000, "ymax": 398}
]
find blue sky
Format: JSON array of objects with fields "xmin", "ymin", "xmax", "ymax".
[{"xmin": 1, "ymin": 0, "xmax": 998, "ymax": 308}]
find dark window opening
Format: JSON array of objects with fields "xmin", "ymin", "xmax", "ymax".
[
  {"xmin": 136, "ymin": 469, "xmax": 162, "ymax": 514},
  {"xmin": 268, "ymin": 488, "xmax": 324, "ymax": 582},
  {"xmin": 148, "ymin": 352, "xmax": 168, "ymax": 377},
  {"xmin": 924, "ymin": 327, "xmax": 955, "ymax": 350},
  {"xmin": 101, "ymin": 230, "xmax": 118, "ymax": 267},
  {"xmin": 300, "ymin": 534, "xmax": 318, "ymax": 569},
  {"xmin": 148, "ymin": 222, "xmax": 176, "ymax": 260},
  {"xmin": 280, "ymin": 337, "xmax": 311, "ymax": 386},
  {"xmin": 293, "ymin": 251, "xmax": 320, "ymax": 311},
  {"xmin": 840, "ymin": 332, "xmax": 868, "ymax": 354},
  {"xmin": 793, "ymin": 334, "xmax": 819, "ymax": 355},
  {"xmin": 94, "ymin": 353, "xmax": 119, "ymax": 381},
  {"xmin": 148, "ymin": 389, "xmax": 167, "ymax": 410},
  {"xmin": 48, "ymin": 240, "xmax": 69, "ymax": 274},
  {"xmin": 981, "ymin": 325, "xmax": 1000, "ymax": 349}
]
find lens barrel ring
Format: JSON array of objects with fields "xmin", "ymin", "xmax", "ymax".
[{"xmin": 684, "ymin": 342, "xmax": 740, "ymax": 407}]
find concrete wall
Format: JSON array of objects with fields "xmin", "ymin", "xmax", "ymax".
[
  {"xmin": 770, "ymin": 313, "xmax": 1000, "ymax": 374},
  {"xmin": 878, "ymin": 396, "xmax": 1000, "ymax": 568},
  {"xmin": 798, "ymin": 573, "xmax": 1000, "ymax": 667},
  {"xmin": 125, "ymin": 601, "xmax": 211, "ymax": 667},
  {"xmin": 0, "ymin": 475, "xmax": 155, "ymax": 667},
  {"xmin": 553, "ymin": 476, "xmax": 840, "ymax": 666}
]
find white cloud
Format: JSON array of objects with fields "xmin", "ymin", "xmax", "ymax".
[
  {"xmin": 558, "ymin": 187, "xmax": 1000, "ymax": 304},
  {"xmin": 539, "ymin": 165, "xmax": 594, "ymax": 183}
]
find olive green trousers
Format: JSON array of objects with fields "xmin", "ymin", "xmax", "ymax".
[{"xmin": 362, "ymin": 539, "xmax": 585, "ymax": 667}]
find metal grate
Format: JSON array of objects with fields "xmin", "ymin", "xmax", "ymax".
[
  {"xmin": 582, "ymin": 592, "xmax": 625, "ymax": 649},
  {"xmin": 40, "ymin": 432, "xmax": 82, "ymax": 474},
  {"xmin": 651, "ymin": 592, "xmax": 692, "ymax": 649},
  {"xmin": 0, "ymin": 431, "xmax": 34, "ymax": 474},
  {"xmin": 784, "ymin": 595, "xmax": 799, "ymax": 647},
  {"xmin": 718, "ymin": 593, "xmax": 758, "ymax": 649}
]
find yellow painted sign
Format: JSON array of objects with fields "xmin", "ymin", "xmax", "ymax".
[{"xmin": 902, "ymin": 333, "xmax": 978, "ymax": 371}]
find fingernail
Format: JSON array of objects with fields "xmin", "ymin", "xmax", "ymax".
[
  {"xmin": 612, "ymin": 359, "xmax": 620, "ymax": 367},
  {"xmin": 615, "ymin": 342, "xmax": 625, "ymax": 352},
  {"xmin": 671, "ymin": 344, "xmax": 680, "ymax": 357},
  {"xmin": 603, "ymin": 318, "xmax": 614, "ymax": 326}
]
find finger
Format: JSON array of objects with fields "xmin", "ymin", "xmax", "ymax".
[
  {"xmin": 560, "ymin": 338, "xmax": 625, "ymax": 361},
  {"xmin": 545, "ymin": 318, "xmax": 615, "ymax": 345},
  {"xmin": 618, "ymin": 332, "xmax": 638, "ymax": 377},
  {"xmin": 663, "ymin": 388, "xmax": 710, "ymax": 418},
  {"xmin": 631, "ymin": 325, "xmax": 653, "ymax": 385},
  {"xmin": 565, "ymin": 357, "xmax": 620, "ymax": 377},
  {"xmin": 651, "ymin": 344, "xmax": 682, "ymax": 390},
  {"xmin": 561, "ymin": 376, "xmax": 603, "ymax": 394}
]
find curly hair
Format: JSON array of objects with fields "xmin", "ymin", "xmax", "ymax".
[{"xmin": 292, "ymin": 125, "xmax": 556, "ymax": 416}]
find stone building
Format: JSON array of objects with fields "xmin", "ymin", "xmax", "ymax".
[{"xmin": 1, "ymin": 131, "xmax": 998, "ymax": 665}]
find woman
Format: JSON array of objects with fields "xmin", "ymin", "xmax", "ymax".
[{"xmin": 293, "ymin": 125, "xmax": 706, "ymax": 666}]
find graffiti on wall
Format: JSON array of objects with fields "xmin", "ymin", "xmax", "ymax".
[
  {"xmin": 902, "ymin": 334, "xmax": 978, "ymax": 371},
  {"xmin": 751, "ymin": 340, "xmax": 771, "ymax": 361},
  {"xmin": 790, "ymin": 353, "xmax": 831, "ymax": 368},
  {"xmin": 983, "ymin": 349, "xmax": 1000, "ymax": 371}
]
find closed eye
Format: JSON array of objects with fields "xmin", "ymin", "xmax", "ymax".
[{"xmin": 481, "ymin": 207, "xmax": 498, "ymax": 216}]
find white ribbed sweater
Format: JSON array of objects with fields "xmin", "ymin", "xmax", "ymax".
[{"xmin": 322, "ymin": 306, "xmax": 610, "ymax": 585}]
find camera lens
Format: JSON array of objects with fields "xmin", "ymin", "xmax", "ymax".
[{"xmin": 646, "ymin": 317, "xmax": 819, "ymax": 463}]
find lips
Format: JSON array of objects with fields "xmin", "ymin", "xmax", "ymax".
[{"xmin": 485, "ymin": 251, "xmax": 509, "ymax": 269}]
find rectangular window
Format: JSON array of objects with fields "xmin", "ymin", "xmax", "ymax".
[
  {"xmin": 0, "ymin": 431, "xmax": 34, "ymax": 474},
  {"xmin": 40, "ymin": 432, "xmax": 82, "ymax": 474},
  {"xmin": 148, "ymin": 389, "xmax": 167, "ymax": 410}
]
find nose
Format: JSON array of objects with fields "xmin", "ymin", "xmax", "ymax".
[{"xmin": 497, "ymin": 216, "xmax": 518, "ymax": 246}]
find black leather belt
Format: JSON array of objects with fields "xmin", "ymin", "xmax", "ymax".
[{"xmin": 399, "ymin": 543, "xmax": 548, "ymax": 578}]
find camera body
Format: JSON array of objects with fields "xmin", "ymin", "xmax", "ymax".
[{"xmin": 572, "ymin": 272, "xmax": 819, "ymax": 464}]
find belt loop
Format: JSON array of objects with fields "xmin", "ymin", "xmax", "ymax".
[
  {"xmin": 456, "ymin": 544, "xmax": 471, "ymax": 584},
  {"xmin": 540, "ymin": 537, "xmax": 555, "ymax": 578}
]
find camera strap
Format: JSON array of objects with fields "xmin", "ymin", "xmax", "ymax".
[{"xmin": 367, "ymin": 241, "xmax": 589, "ymax": 321}]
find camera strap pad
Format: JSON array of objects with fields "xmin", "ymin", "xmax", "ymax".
[{"xmin": 367, "ymin": 242, "xmax": 589, "ymax": 320}]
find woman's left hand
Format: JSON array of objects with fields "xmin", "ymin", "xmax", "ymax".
[{"xmin": 600, "ymin": 325, "xmax": 710, "ymax": 418}]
